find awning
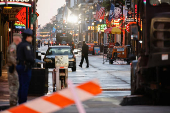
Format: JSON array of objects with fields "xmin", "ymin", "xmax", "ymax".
[
  {"xmin": 104, "ymin": 27, "xmax": 121, "ymax": 34},
  {"xmin": 111, "ymin": 27, "xmax": 121, "ymax": 34},
  {"xmin": 0, "ymin": 2, "xmax": 31, "ymax": 7}
]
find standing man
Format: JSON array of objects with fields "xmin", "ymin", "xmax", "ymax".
[
  {"xmin": 7, "ymin": 33, "xmax": 22, "ymax": 107},
  {"xmin": 16, "ymin": 29, "xmax": 35, "ymax": 104},
  {"xmin": 79, "ymin": 41, "xmax": 89, "ymax": 68}
]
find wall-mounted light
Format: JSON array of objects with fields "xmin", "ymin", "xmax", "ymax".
[{"xmin": 4, "ymin": 7, "xmax": 12, "ymax": 9}]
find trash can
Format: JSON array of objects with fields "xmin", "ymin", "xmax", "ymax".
[{"xmin": 28, "ymin": 60, "xmax": 48, "ymax": 96}]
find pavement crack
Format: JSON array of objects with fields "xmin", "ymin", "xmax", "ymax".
[
  {"xmin": 107, "ymin": 71, "xmax": 130, "ymax": 84},
  {"xmin": 89, "ymin": 64, "xmax": 97, "ymax": 68}
]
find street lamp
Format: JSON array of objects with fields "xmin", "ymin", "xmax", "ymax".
[
  {"xmin": 67, "ymin": 15, "xmax": 79, "ymax": 44},
  {"xmin": 67, "ymin": 15, "xmax": 78, "ymax": 23}
]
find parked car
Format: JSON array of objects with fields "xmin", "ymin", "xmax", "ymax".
[{"xmin": 42, "ymin": 46, "xmax": 76, "ymax": 71}]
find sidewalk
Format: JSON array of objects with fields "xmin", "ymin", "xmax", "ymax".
[
  {"xmin": 0, "ymin": 67, "xmax": 38, "ymax": 111},
  {"xmin": 0, "ymin": 66, "xmax": 10, "ymax": 111}
]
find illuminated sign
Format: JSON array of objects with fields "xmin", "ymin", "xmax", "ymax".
[
  {"xmin": 15, "ymin": 26, "xmax": 25, "ymax": 29},
  {"xmin": 98, "ymin": 24, "xmax": 107, "ymax": 32},
  {"xmin": 0, "ymin": 0, "xmax": 31, "ymax": 7},
  {"xmin": 135, "ymin": 4, "xmax": 137, "ymax": 22},
  {"xmin": 15, "ymin": 7, "xmax": 29, "ymax": 27},
  {"xmin": 14, "ymin": 21, "xmax": 25, "ymax": 29},
  {"xmin": 0, "ymin": 0, "xmax": 29, "ymax": 2},
  {"xmin": 88, "ymin": 26, "xmax": 94, "ymax": 30}
]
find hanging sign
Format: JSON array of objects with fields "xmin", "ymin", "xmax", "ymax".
[{"xmin": 15, "ymin": 7, "xmax": 29, "ymax": 27}]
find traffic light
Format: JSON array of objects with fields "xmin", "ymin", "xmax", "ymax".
[{"xmin": 126, "ymin": 0, "xmax": 131, "ymax": 8}]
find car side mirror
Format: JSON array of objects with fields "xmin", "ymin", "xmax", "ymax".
[{"xmin": 41, "ymin": 52, "xmax": 46, "ymax": 55}]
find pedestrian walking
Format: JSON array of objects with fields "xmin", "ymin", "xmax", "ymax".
[
  {"xmin": 7, "ymin": 33, "xmax": 22, "ymax": 107},
  {"xmin": 79, "ymin": 41, "xmax": 89, "ymax": 68},
  {"xmin": 16, "ymin": 29, "xmax": 35, "ymax": 104}
]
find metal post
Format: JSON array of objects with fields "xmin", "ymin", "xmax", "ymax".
[
  {"xmin": 121, "ymin": 3, "xmax": 123, "ymax": 46},
  {"xmin": 33, "ymin": 1, "xmax": 36, "ymax": 58},
  {"xmin": 26, "ymin": 7, "xmax": 28, "ymax": 29},
  {"xmin": 29, "ymin": 0, "xmax": 32, "ymax": 29}
]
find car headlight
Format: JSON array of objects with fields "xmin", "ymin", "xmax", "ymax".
[
  {"xmin": 69, "ymin": 58, "xmax": 75, "ymax": 62},
  {"xmin": 44, "ymin": 59, "xmax": 52, "ymax": 63}
]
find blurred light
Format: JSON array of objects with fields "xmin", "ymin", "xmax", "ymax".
[
  {"xmin": 68, "ymin": 15, "xmax": 78, "ymax": 23},
  {"xmin": 4, "ymin": 7, "xmax": 12, "ymax": 9},
  {"xmin": 139, "ymin": 40, "xmax": 143, "ymax": 43},
  {"xmin": 78, "ymin": 21, "xmax": 81, "ymax": 24},
  {"xmin": 130, "ymin": 63, "xmax": 132, "ymax": 66},
  {"xmin": 143, "ymin": 0, "xmax": 146, "ymax": 4},
  {"xmin": 92, "ymin": 22, "xmax": 94, "ymax": 25},
  {"xmin": 9, "ymin": 28, "xmax": 11, "ymax": 32},
  {"xmin": 99, "ymin": 19, "xmax": 102, "ymax": 22}
]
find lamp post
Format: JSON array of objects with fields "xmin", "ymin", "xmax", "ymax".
[{"xmin": 99, "ymin": 19, "xmax": 102, "ymax": 45}]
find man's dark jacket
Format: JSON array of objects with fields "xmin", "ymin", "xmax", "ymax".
[{"xmin": 82, "ymin": 44, "xmax": 89, "ymax": 56}]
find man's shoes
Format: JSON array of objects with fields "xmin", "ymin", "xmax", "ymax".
[
  {"xmin": 86, "ymin": 66, "xmax": 89, "ymax": 68},
  {"xmin": 79, "ymin": 65, "xmax": 82, "ymax": 68}
]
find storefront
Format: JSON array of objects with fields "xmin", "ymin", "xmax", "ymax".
[{"xmin": 0, "ymin": 0, "xmax": 32, "ymax": 66}]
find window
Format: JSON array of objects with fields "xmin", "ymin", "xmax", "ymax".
[
  {"xmin": 46, "ymin": 47, "xmax": 72, "ymax": 55},
  {"xmin": 153, "ymin": 22, "xmax": 170, "ymax": 47},
  {"xmin": 150, "ymin": 0, "xmax": 170, "ymax": 5}
]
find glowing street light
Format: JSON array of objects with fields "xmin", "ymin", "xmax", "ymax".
[{"xmin": 67, "ymin": 15, "xmax": 78, "ymax": 23}]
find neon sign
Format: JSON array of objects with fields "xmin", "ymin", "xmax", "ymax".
[
  {"xmin": 14, "ymin": 21, "xmax": 25, "ymax": 29},
  {"xmin": 0, "ymin": 0, "xmax": 29, "ymax": 2},
  {"xmin": 0, "ymin": 0, "xmax": 31, "ymax": 7}
]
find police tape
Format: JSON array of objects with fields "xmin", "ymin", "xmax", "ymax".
[{"xmin": 1, "ymin": 79, "xmax": 102, "ymax": 113}]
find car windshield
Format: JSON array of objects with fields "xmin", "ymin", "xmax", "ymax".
[{"xmin": 46, "ymin": 47, "xmax": 72, "ymax": 55}]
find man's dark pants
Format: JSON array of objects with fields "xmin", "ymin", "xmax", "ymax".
[
  {"xmin": 16, "ymin": 64, "xmax": 32, "ymax": 104},
  {"xmin": 80, "ymin": 55, "xmax": 89, "ymax": 67}
]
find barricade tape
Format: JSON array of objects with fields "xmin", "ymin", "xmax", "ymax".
[{"xmin": 1, "ymin": 79, "xmax": 102, "ymax": 113}]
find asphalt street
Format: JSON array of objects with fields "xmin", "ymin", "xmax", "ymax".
[
  {"xmin": 39, "ymin": 45, "xmax": 131, "ymax": 97},
  {"xmin": 37, "ymin": 45, "xmax": 170, "ymax": 113}
]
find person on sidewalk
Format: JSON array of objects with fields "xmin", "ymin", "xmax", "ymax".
[
  {"xmin": 7, "ymin": 33, "xmax": 22, "ymax": 107},
  {"xmin": 79, "ymin": 41, "xmax": 89, "ymax": 68},
  {"xmin": 16, "ymin": 29, "xmax": 35, "ymax": 104}
]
